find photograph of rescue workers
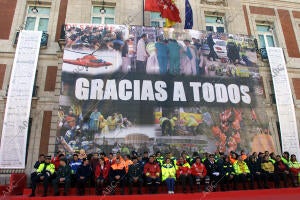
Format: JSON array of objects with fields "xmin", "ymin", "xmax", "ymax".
[
  {"xmin": 154, "ymin": 106, "xmax": 275, "ymax": 156},
  {"xmin": 55, "ymin": 93, "xmax": 275, "ymax": 159},
  {"xmin": 62, "ymin": 24, "xmax": 128, "ymax": 75}
]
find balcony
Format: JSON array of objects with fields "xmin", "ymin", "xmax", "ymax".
[
  {"xmin": 32, "ymin": 85, "xmax": 39, "ymax": 97},
  {"xmin": 58, "ymin": 24, "xmax": 66, "ymax": 51},
  {"xmin": 259, "ymin": 48, "xmax": 268, "ymax": 60},
  {"xmin": 14, "ymin": 31, "xmax": 49, "ymax": 48}
]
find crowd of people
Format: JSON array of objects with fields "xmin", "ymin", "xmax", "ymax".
[
  {"xmin": 29, "ymin": 149, "xmax": 300, "ymax": 197},
  {"xmin": 135, "ymin": 33, "xmax": 204, "ymax": 76},
  {"xmin": 65, "ymin": 25, "xmax": 126, "ymax": 51},
  {"xmin": 133, "ymin": 32, "xmax": 254, "ymax": 77}
]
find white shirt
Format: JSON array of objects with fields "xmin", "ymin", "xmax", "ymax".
[{"xmin": 136, "ymin": 38, "xmax": 147, "ymax": 61}]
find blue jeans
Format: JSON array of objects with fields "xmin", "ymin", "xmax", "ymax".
[{"xmin": 165, "ymin": 178, "xmax": 175, "ymax": 191}]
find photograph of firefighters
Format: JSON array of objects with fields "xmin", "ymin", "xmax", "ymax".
[{"xmin": 154, "ymin": 106, "xmax": 275, "ymax": 155}]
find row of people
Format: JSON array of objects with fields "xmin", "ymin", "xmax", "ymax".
[{"xmin": 29, "ymin": 150, "xmax": 300, "ymax": 196}]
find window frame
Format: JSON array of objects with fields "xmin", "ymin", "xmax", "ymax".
[
  {"xmin": 150, "ymin": 12, "xmax": 166, "ymax": 28},
  {"xmin": 24, "ymin": 6, "xmax": 50, "ymax": 32},
  {"xmin": 256, "ymin": 24, "xmax": 276, "ymax": 48},
  {"xmin": 205, "ymin": 15, "xmax": 226, "ymax": 33},
  {"xmin": 91, "ymin": 6, "xmax": 116, "ymax": 25}
]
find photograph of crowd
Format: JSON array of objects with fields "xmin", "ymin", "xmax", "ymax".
[
  {"xmin": 127, "ymin": 26, "xmax": 258, "ymax": 78},
  {"xmin": 62, "ymin": 24, "xmax": 128, "ymax": 74}
]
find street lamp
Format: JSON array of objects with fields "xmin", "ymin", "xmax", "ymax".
[
  {"xmin": 268, "ymin": 26, "xmax": 274, "ymax": 32},
  {"xmin": 100, "ymin": 0, "xmax": 106, "ymax": 14},
  {"xmin": 31, "ymin": 6, "xmax": 38, "ymax": 13},
  {"xmin": 31, "ymin": 0, "xmax": 40, "ymax": 14},
  {"xmin": 216, "ymin": 17, "xmax": 223, "ymax": 24}
]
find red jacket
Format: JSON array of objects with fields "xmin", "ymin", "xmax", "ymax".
[
  {"xmin": 191, "ymin": 162, "xmax": 207, "ymax": 177},
  {"xmin": 103, "ymin": 157, "xmax": 110, "ymax": 166},
  {"xmin": 95, "ymin": 164, "xmax": 110, "ymax": 180},
  {"xmin": 176, "ymin": 161, "xmax": 191, "ymax": 178},
  {"xmin": 51, "ymin": 156, "xmax": 60, "ymax": 171},
  {"xmin": 144, "ymin": 162, "xmax": 161, "ymax": 177}
]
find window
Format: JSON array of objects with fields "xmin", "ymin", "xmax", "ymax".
[
  {"xmin": 269, "ymin": 80, "xmax": 276, "ymax": 104},
  {"xmin": 150, "ymin": 12, "xmax": 165, "ymax": 27},
  {"xmin": 205, "ymin": 16, "xmax": 225, "ymax": 33},
  {"xmin": 92, "ymin": 6, "xmax": 115, "ymax": 24},
  {"xmin": 33, "ymin": 70, "xmax": 38, "ymax": 97},
  {"xmin": 25, "ymin": 6, "xmax": 50, "ymax": 32},
  {"xmin": 257, "ymin": 24, "xmax": 276, "ymax": 48}
]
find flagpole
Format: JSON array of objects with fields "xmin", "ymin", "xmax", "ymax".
[{"xmin": 142, "ymin": 0, "xmax": 145, "ymax": 26}]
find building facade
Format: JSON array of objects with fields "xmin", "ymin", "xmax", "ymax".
[{"xmin": 0, "ymin": 0, "xmax": 300, "ymax": 183}]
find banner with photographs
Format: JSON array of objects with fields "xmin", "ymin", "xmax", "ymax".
[{"xmin": 57, "ymin": 24, "xmax": 276, "ymax": 158}]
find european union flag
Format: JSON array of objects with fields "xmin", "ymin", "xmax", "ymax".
[{"xmin": 184, "ymin": 0, "xmax": 193, "ymax": 29}]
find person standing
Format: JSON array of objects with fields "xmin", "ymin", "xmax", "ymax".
[
  {"xmin": 180, "ymin": 39, "xmax": 197, "ymax": 75},
  {"xmin": 89, "ymin": 108, "xmax": 101, "ymax": 132},
  {"xmin": 167, "ymin": 39, "xmax": 181, "ymax": 75},
  {"xmin": 30, "ymin": 156, "xmax": 55, "ymax": 197},
  {"xmin": 207, "ymin": 34, "xmax": 218, "ymax": 61},
  {"xmin": 226, "ymin": 36, "xmax": 240, "ymax": 64},
  {"xmin": 52, "ymin": 158, "xmax": 71, "ymax": 196},
  {"xmin": 183, "ymin": 39, "xmax": 197, "ymax": 76},
  {"xmin": 136, "ymin": 34, "xmax": 148, "ymax": 73},
  {"xmin": 155, "ymin": 36, "xmax": 169, "ymax": 75},
  {"xmin": 121, "ymin": 39, "xmax": 130, "ymax": 73}
]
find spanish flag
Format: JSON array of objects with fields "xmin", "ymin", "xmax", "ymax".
[
  {"xmin": 158, "ymin": 0, "xmax": 181, "ymax": 27},
  {"xmin": 144, "ymin": 0, "xmax": 160, "ymax": 12},
  {"xmin": 165, "ymin": 19, "xmax": 176, "ymax": 27}
]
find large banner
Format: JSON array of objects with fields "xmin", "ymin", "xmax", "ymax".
[
  {"xmin": 57, "ymin": 24, "xmax": 276, "ymax": 157},
  {"xmin": 0, "ymin": 31, "xmax": 42, "ymax": 169},
  {"xmin": 267, "ymin": 47, "xmax": 300, "ymax": 157}
]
